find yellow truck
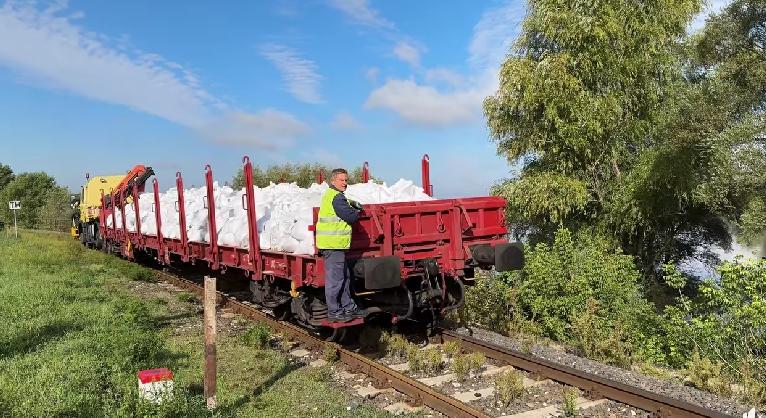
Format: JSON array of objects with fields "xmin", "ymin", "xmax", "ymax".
[{"xmin": 71, "ymin": 174, "xmax": 125, "ymax": 245}]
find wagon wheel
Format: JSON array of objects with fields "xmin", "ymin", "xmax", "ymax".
[{"xmin": 273, "ymin": 303, "xmax": 292, "ymax": 321}]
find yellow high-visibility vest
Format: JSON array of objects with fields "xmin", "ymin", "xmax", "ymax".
[{"xmin": 316, "ymin": 188, "xmax": 352, "ymax": 249}]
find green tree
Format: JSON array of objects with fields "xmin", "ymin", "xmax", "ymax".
[
  {"xmin": 0, "ymin": 163, "xmax": 13, "ymax": 191},
  {"xmin": 484, "ymin": 0, "xmax": 766, "ymax": 280},
  {"xmin": 232, "ymin": 163, "xmax": 374, "ymax": 189},
  {"xmin": 0, "ymin": 172, "xmax": 62, "ymax": 229},
  {"xmin": 36, "ymin": 186, "xmax": 74, "ymax": 232}
]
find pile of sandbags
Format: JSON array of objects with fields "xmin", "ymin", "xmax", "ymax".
[{"xmin": 108, "ymin": 179, "xmax": 432, "ymax": 255}]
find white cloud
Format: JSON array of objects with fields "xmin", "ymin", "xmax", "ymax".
[
  {"xmin": 392, "ymin": 41, "xmax": 421, "ymax": 67},
  {"xmin": 469, "ymin": 1, "xmax": 525, "ymax": 70},
  {"xmin": 327, "ymin": 0, "xmax": 394, "ymax": 29},
  {"xmin": 689, "ymin": 0, "xmax": 731, "ymax": 32},
  {"xmin": 330, "ymin": 111, "xmax": 363, "ymax": 131},
  {"xmin": 425, "ymin": 68, "xmax": 465, "ymax": 87},
  {"xmin": 365, "ymin": 79, "xmax": 485, "ymax": 126},
  {"xmin": 365, "ymin": 66, "xmax": 380, "ymax": 82},
  {"xmin": 0, "ymin": 2, "xmax": 310, "ymax": 147},
  {"xmin": 259, "ymin": 43, "xmax": 322, "ymax": 104},
  {"xmin": 363, "ymin": 1, "xmax": 523, "ymax": 127},
  {"xmin": 198, "ymin": 110, "xmax": 310, "ymax": 148},
  {"xmin": 0, "ymin": 1, "xmax": 212, "ymax": 126}
]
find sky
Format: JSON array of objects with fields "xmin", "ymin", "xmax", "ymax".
[{"xmin": 0, "ymin": 0, "xmax": 729, "ymax": 198}]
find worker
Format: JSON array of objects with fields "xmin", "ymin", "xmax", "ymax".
[{"xmin": 316, "ymin": 168, "xmax": 364, "ymax": 323}]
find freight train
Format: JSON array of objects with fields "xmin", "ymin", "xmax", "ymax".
[{"xmin": 75, "ymin": 155, "xmax": 523, "ymax": 340}]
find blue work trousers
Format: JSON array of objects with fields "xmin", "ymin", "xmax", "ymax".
[{"xmin": 322, "ymin": 250, "xmax": 357, "ymax": 316}]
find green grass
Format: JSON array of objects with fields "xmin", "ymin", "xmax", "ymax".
[{"xmin": 0, "ymin": 231, "xmax": 390, "ymax": 417}]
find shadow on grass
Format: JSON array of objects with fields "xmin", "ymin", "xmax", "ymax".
[
  {"xmin": 155, "ymin": 312, "xmax": 198, "ymax": 327},
  {"xmin": 0, "ymin": 321, "xmax": 82, "ymax": 359},
  {"xmin": 187, "ymin": 359, "xmax": 302, "ymax": 415}
]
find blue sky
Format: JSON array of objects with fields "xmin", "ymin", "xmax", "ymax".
[{"xmin": 0, "ymin": 0, "xmax": 727, "ymax": 197}]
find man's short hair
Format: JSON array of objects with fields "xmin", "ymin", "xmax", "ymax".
[{"xmin": 330, "ymin": 168, "xmax": 348, "ymax": 179}]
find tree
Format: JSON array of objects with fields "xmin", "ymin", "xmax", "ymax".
[
  {"xmin": 0, "ymin": 163, "xmax": 13, "ymax": 191},
  {"xmin": 0, "ymin": 172, "xmax": 61, "ymax": 228},
  {"xmin": 36, "ymin": 186, "xmax": 74, "ymax": 232},
  {"xmin": 232, "ymin": 163, "xmax": 374, "ymax": 189},
  {"xmin": 484, "ymin": 0, "xmax": 766, "ymax": 280}
]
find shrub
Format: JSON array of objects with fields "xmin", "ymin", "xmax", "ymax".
[
  {"xmin": 562, "ymin": 387, "xmax": 580, "ymax": 417},
  {"xmin": 442, "ymin": 340, "xmax": 461, "ymax": 358},
  {"xmin": 451, "ymin": 352, "xmax": 485, "ymax": 380},
  {"xmin": 463, "ymin": 228, "xmax": 656, "ymax": 365},
  {"xmin": 685, "ymin": 351, "xmax": 733, "ymax": 398},
  {"xmin": 384, "ymin": 334, "xmax": 411, "ymax": 359},
  {"xmin": 408, "ymin": 347, "xmax": 443, "ymax": 375},
  {"xmin": 494, "ymin": 369, "xmax": 525, "ymax": 406},
  {"xmin": 661, "ymin": 261, "xmax": 766, "ymax": 406}
]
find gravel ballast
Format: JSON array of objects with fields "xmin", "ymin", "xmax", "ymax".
[{"xmin": 451, "ymin": 325, "xmax": 760, "ymax": 417}]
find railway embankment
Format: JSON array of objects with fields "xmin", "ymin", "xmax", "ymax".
[{"xmin": 0, "ymin": 231, "xmax": 388, "ymax": 417}]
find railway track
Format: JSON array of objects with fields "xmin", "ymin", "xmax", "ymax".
[{"xmin": 154, "ymin": 269, "xmax": 731, "ymax": 418}]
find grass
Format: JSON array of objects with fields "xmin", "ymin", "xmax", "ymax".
[{"xmin": 0, "ymin": 231, "xmax": 389, "ymax": 417}]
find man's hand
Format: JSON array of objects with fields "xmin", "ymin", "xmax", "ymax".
[{"xmin": 348, "ymin": 199, "xmax": 363, "ymax": 211}]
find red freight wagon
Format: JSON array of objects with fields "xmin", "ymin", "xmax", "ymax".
[{"xmin": 94, "ymin": 155, "xmax": 523, "ymax": 337}]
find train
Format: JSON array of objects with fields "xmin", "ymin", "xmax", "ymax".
[{"xmin": 73, "ymin": 155, "xmax": 523, "ymax": 340}]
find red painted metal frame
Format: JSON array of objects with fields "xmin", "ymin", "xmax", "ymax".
[
  {"xmin": 421, "ymin": 154, "xmax": 432, "ymax": 197},
  {"xmin": 362, "ymin": 161, "xmax": 370, "ymax": 183},
  {"xmin": 242, "ymin": 156, "xmax": 262, "ymax": 277},
  {"xmin": 316, "ymin": 169, "xmax": 325, "ymax": 184},
  {"xmin": 102, "ymin": 155, "xmax": 509, "ymax": 291},
  {"xmin": 204, "ymin": 164, "xmax": 220, "ymax": 271},
  {"xmin": 175, "ymin": 172, "xmax": 189, "ymax": 262},
  {"xmin": 152, "ymin": 178, "xmax": 167, "ymax": 263}
]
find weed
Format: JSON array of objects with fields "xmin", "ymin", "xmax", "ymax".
[
  {"xmin": 685, "ymin": 351, "xmax": 733, "ymax": 397},
  {"xmin": 452, "ymin": 352, "xmax": 485, "ymax": 380},
  {"xmin": 149, "ymin": 297, "xmax": 168, "ymax": 306},
  {"xmin": 422, "ymin": 347, "xmax": 445, "ymax": 374},
  {"xmin": 407, "ymin": 346, "xmax": 424, "ymax": 372},
  {"xmin": 441, "ymin": 340, "xmax": 461, "ymax": 358},
  {"xmin": 562, "ymin": 387, "xmax": 580, "ymax": 417},
  {"xmin": 407, "ymin": 346, "xmax": 444, "ymax": 374},
  {"xmin": 306, "ymin": 364, "xmax": 334, "ymax": 382},
  {"xmin": 176, "ymin": 292, "xmax": 198, "ymax": 304},
  {"xmin": 385, "ymin": 334, "xmax": 411, "ymax": 359},
  {"xmin": 126, "ymin": 265, "xmax": 156, "ymax": 282},
  {"xmin": 494, "ymin": 369, "xmax": 525, "ymax": 406},
  {"xmin": 323, "ymin": 345, "xmax": 339, "ymax": 363},
  {"xmin": 241, "ymin": 323, "xmax": 272, "ymax": 349}
]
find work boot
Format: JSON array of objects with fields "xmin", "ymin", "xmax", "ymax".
[
  {"xmin": 345, "ymin": 307, "xmax": 366, "ymax": 319},
  {"xmin": 327, "ymin": 312, "xmax": 352, "ymax": 323}
]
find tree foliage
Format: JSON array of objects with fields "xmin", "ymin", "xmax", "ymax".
[
  {"xmin": 485, "ymin": 0, "xmax": 766, "ymax": 279},
  {"xmin": 0, "ymin": 171, "xmax": 70, "ymax": 230},
  {"xmin": 0, "ymin": 163, "xmax": 13, "ymax": 191},
  {"xmin": 232, "ymin": 162, "xmax": 374, "ymax": 189}
]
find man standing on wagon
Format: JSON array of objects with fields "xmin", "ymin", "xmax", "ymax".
[{"xmin": 316, "ymin": 168, "xmax": 365, "ymax": 323}]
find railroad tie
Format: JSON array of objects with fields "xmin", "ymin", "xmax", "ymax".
[{"xmin": 498, "ymin": 397, "xmax": 607, "ymax": 418}]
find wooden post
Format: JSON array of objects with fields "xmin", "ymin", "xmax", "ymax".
[{"xmin": 203, "ymin": 276, "xmax": 217, "ymax": 409}]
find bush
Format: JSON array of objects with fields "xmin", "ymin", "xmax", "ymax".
[
  {"xmin": 451, "ymin": 352, "xmax": 485, "ymax": 380},
  {"xmin": 685, "ymin": 351, "xmax": 733, "ymax": 397},
  {"xmin": 464, "ymin": 229, "xmax": 656, "ymax": 365},
  {"xmin": 408, "ymin": 347, "xmax": 443, "ymax": 375},
  {"xmin": 494, "ymin": 370, "xmax": 525, "ymax": 406},
  {"xmin": 383, "ymin": 334, "xmax": 411, "ymax": 359},
  {"xmin": 661, "ymin": 261, "xmax": 765, "ymax": 406}
]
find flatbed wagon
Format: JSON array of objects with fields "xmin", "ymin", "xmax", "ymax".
[{"xmin": 92, "ymin": 155, "xmax": 523, "ymax": 336}]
